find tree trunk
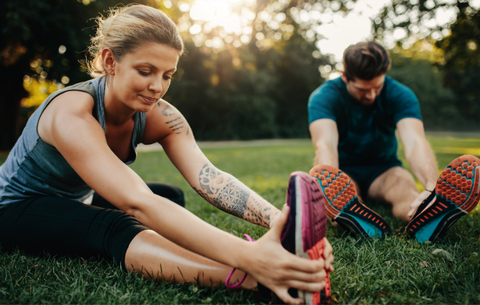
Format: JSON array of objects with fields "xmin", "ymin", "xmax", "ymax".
[{"xmin": 0, "ymin": 64, "xmax": 28, "ymax": 151}]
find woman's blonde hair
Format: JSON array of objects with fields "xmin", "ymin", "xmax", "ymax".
[{"xmin": 87, "ymin": 4, "xmax": 184, "ymax": 77}]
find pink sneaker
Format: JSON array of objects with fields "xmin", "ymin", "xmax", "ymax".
[
  {"xmin": 226, "ymin": 172, "xmax": 332, "ymax": 304},
  {"xmin": 281, "ymin": 171, "xmax": 331, "ymax": 305}
]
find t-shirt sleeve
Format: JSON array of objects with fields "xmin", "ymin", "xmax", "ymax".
[
  {"xmin": 387, "ymin": 78, "xmax": 422, "ymax": 124},
  {"xmin": 308, "ymin": 82, "xmax": 339, "ymax": 124}
]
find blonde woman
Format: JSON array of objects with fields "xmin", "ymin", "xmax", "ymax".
[{"xmin": 0, "ymin": 4, "xmax": 332, "ymax": 304}]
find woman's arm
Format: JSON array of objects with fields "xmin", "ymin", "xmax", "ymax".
[
  {"xmin": 144, "ymin": 100, "xmax": 280, "ymax": 228},
  {"xmin": 193, "ymin": 161, "xmax": 280, "ymax": 227},
  {"xmin": 39, "ymin": 93, "xmax": 326, "ymax": 304}
]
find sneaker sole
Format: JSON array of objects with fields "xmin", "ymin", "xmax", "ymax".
[
  {"xmin": 285, "ymin": 171, "xmax": 330, "ymax": 305},
  {"xmin": 309, "ymin": 165, "xmax": 391, "ymax": 238},
  {"xmin": 406, "ymin": 155, "xmax": 480, "ymax": 242}
]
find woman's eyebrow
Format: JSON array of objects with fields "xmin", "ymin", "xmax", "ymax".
[{"xmin": 138, "ymin": 62, "xmax": 176, "ymax": 73}]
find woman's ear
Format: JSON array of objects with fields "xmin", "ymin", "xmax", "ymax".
[{"xmin": 101, "ymin": 48, "xmax": 116, "ymax": 76}]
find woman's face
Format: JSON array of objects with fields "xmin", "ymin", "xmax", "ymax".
[{"xmin": 109, "ymin": 42, "xmax": 180, "ymax": 112}]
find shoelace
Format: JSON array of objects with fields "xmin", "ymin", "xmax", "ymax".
[{"xmin": 225, "ymin": 234, "xmax": 255, "ymax": 288}]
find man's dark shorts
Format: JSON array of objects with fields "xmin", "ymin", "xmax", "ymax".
[{"xmin": 340, "ymin": 159, "xmax": 403, "ymax": 198}]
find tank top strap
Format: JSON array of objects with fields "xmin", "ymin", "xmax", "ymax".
[
  {"xmin": 90, "ymin": 77, "xmax": 146, "ymax": 162},
  {"xmin": 90, "ymin": 77, "xmax": 107, "ymax": 133},
  {"xmin": 132, "ymin": 111, "xmax": 146, "ymax": 147}
]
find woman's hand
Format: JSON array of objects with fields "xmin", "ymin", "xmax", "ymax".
[
  {"xmin": 323, "ymin": 238, "xmax": 334, "ymax": 273},
  {"xmin": 241, "ymin": 204, "xmax": 328, "ymax": 305}
]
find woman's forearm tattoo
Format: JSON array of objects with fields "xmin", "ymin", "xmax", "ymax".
[{"xmin": 193, "ymin": 162, "xmax": 274, "ymax": 227}]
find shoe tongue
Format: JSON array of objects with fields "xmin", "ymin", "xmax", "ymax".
[{"xmin": 280, "ymin": 195, "xmax": 296, "ymax": 252}]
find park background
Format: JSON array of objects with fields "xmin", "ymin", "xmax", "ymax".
[
  {"xmin": 1, "ymin": 0, "xmax": 480, "ymax": 304},
  {"xmin": 1, "ymin": 0, "xmax": 480, "ymax": 150}
]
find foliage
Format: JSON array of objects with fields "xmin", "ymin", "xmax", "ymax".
[
  {"xmin": 1, "ymin": 0, "xmax": 356, "ymax": 149},
  {"xmin": 1, "ymin": 136, "xmax": 480, "ymax": 304},
  {"xmin": 387, "ymin": 43, "xmax": 460, "ymax": 131},
  {"xmin": 21, "ymin": 78, "xmax": 58, "ymax": 109},
  {"xmin": 0, "ymin": 0, "xmax": 151, "ymax": 150},
  {"xmin": 168, "ymin": 33, "xmax": 329, "ymax": 140},
  {"xmin": 374, "ymin": 0, "xmax": 480, "ymax": 131}
]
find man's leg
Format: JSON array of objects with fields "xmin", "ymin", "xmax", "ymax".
[{"xmin": 368, "ymin": 166, "xmax": 419, "ymax": 221}]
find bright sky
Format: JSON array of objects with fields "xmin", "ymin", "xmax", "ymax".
[
  {"xmin": 314, "ymin": 0, "xmax": 392, "ymax": 62},
  {"xmin": 174, "ymin": 0, "xmax": 470, "ymax": 74}
]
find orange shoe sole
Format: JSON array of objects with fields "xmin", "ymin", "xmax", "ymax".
[
  {"xmin": 406, "ymin": 155, "xmax": 480, "ymax": 242},
  {"xmin": 310, "ymin": 165, "xmax": 391, "ymax": 238}
]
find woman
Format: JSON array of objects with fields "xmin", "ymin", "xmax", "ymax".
[{"xmin": 0, "ymin": 5, "xmax": 332, "ymax": 304}]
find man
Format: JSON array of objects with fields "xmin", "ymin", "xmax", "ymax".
[{"xmin": 307, "ymin": 41, "xmax": 439, "ymax": 239}]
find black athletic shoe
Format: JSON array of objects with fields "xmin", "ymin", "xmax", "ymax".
[{"xmin": 406, "ymin": 155, "xmax": 480, "ymax": 242}]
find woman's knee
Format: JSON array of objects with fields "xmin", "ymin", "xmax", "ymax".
[{"xmin": 147, "ymin": 183, "xmax": 185, "ymax": 207}]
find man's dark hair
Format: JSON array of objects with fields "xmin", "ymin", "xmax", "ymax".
[{"xmin": 343, "ymin": 41, "xmax": 391, "ymax": 81}]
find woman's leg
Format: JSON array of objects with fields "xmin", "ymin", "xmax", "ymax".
[
  {"xmin": 0, "ymin": 197, "xmax": 145, "ymax": 265},
  {"xmin": 124, "ymin": 230, "xmax": 256, "ymax": 289},
  {"xmin": 0, "ymin": 197, "xmax": 254, "ymax": 289},
  {"xmin": 92, "ymin": 182, "xmax": 185, "ymax": 209},
  {"xmin": 91, "ymin": 184, "xmax": 254, "ymax": 287}
]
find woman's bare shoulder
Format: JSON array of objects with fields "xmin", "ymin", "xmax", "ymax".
[
  {"xmin": 143, "ymin": 99, "xmax": 190, "ymax": 144},
  {"xmin": 50, "ymin": 90, "xmax": 95, "ymax": 112},
  {"xmin": 38, "ymin": 90, "xmax": 97, "ymax": 145}
]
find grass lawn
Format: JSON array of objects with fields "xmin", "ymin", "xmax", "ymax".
[{"xmin": 1, "ymin": 136, "xmax": 480, "ymax": 304}]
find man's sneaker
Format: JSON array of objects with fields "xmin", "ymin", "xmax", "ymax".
[
  {"xmin": 406, "ymin": 155, "xmax": 480, "ymax": 243},
  {"xmin": 309, "ymin": 165, "xmax": 392, "ymax": 238},
  {"xmin": 281, "ymin": 171, "xmax": 331, "ymax": 305}
]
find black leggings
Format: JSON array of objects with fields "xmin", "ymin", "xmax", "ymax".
[{"xmin": 0, "ymin": 183, "xmax": 184, "ymax": 268}]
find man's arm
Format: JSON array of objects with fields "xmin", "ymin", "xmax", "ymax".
[
  {"xmin": 309, "ymin": 118, "xmax": 339, "ymax": 167},
  {"xmin": 397, "ymin": 118, "xmax": 438, "ymax": 190},
  {"xmin": 397, "ymin": 118, "xmax": 439, "ymax": 215}
]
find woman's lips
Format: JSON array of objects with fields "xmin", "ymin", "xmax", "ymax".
[{"xmin": 141, "ymin": 95, "xmax": 157, "ymax": 104}]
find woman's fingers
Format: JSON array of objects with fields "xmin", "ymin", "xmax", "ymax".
[
  {"xmin": 280, "ymin": 268, "xmax": 327, "ymax": 290},
  {"xmin": 275, "ymin": 289, "xmax": 304, "ymax": 305},
  {"xmin": 269, "ymin": 203, "xmax": 289, "ymax": 236},
  {"xmin": 323, "ymin": 238, "xmax": 334, "ymax": 272},
  {"xmin": 249, "ymin": 204, "xmax": 334, "ymax": 304},
  {"xmin": 271, "ymin": 277, "xmax": 326, "ymax": 305}
]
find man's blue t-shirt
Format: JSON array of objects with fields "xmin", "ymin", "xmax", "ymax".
[{"xmin": 308, "ymin": 76, "xmax": 422, "ymax": 167}]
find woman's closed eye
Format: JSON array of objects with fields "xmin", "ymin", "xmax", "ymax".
[{"xmin": 138, "ymin": 70, "xmax": 151, "ymax": 76}]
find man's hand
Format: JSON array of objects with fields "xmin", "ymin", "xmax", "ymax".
[{"xmin": 408, "ymin": 190, "xmax": 432, "ymax": 218}]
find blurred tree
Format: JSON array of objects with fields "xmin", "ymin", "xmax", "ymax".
[
  {"xmin": 373, "ymin": 0, "xmax": 480, "ymax": 130},
  {"xmin": 165, "ymin": 0, "xmax": 351, "ymax": 139},
  {"xmin": 1, "ymin": 0, "xmax": 356, "ymax": 149},
  {"xmin": 388, "ymin": 43, "xmax": 458, "ymax": 130},
  {"xmin": 0, "ymin": 0, "xmax": 151, "ymax": 150}
]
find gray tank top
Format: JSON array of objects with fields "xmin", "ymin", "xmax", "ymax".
[{"xmin": 0, "ymin": 77, "xmax": 146, "ymax": 206}]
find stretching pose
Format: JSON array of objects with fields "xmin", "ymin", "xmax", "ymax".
[
  {"xmin": 308, "ymin": 41, "xmax": 438, "ymax": 238},
  {"xmin": 0, "ymin": 5, "xmax": 332, "ymax": 304},
  {"xmin": 307, "ymin": 41, "xmax": 480, "ymax": 242}
]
